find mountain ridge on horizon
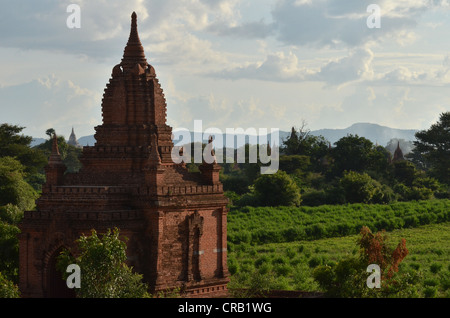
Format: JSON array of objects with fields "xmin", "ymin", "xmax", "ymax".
[{"xmin": 30, "ymin": 122, "xmax": 419, "ymax": 149}]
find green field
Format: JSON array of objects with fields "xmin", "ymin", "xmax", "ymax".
[
  {"xmin": 227, "ymin": 200, "xmax": 450, "ymax": 298},
  {"xmin": 228, "ymin": 199, "xmax": 450, "ymax": 245}
]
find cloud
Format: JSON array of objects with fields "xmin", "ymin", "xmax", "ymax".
[
  {"xmin": 270, "ymin": 0, "xmax": 435, "ymax": 48},
  {"xmin": 0, "ymin": 74, "xmax": 101, "ymax": 138},
  {"xmin": 210, "ymin": 51, "xmax": 309, "ymax": 82},
  {"xmin": 312, "ymin": 47, "xmax": 374, "ymax": 85},
  {"xmin": 207, "ymin": 20, "xmax": 275, "ymax": 39},
  {"xmin": 209, "ymin": 47, "xmax": 375, "ymax": 85}
]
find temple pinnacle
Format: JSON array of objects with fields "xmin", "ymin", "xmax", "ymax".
[{"xmin": 121, "ymin": 12, "xmax": 147, "ymax": 70}]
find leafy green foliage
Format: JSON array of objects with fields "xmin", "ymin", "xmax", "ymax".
[
  {"xmin": 331, "ymin": 135, "xmax": 377, "ymax": 176},
  {"xmin": 0, "ymin": 271, "xmax": 20, "ymax": 298},
  {"xmin": 228, "ymin": 200, "xmax": 450, "ymax": 245},
  {"xmin": 410, "ymin": 112, "xmax": 450, "ymax": 184},
  {"xmin": 0, "ymin": 124, "xmax": 47, "ymax": 175},
  {"xmin": 0, "ymin": 157, "xmax": 38, "ymax": 211},
  {"xmin": 57, "ymin": 228, "xmax": 150, "ymax": 298},
  {"xmin": 35, "ymin": 132, "xmax": 82, "ymax": 173},
  {"xmin": 0, "ymin": 221, "xmax": 20, "ymax": 283},
  {"xmin": 253, "ymin": 171, "xmax": 301, "ymax": 207},
  {"xmin": 339, "ymin": 170, "xmax": 387, "ymax": 204}
]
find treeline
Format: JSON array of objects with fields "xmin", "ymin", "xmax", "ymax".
[{"xmin": 221, "ymin": 112, "xmax": 450, "ymax": 208}]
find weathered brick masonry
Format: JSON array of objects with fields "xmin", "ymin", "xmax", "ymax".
[{"xmin": 18, "ymin": 12, "xmax": 229, "ymax": 298}]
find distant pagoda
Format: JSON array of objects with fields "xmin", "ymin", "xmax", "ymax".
[
  {"xmin": 393, "ymin": 141, "xmax": 405, "ymax": 162},
  {"xmin": 67, "ymin": 127, "xmax": 81, "ymax": 148}
]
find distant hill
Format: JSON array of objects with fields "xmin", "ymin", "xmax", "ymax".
[
  {"xmin": 31, "ymin": 137, "xmax": 46, "ymax": 147},
  {"xmin": 309, "ymin": 123, "xmax": 418, "ymax": 146},
  {"xmin": 30, "ymin": 123, "xmax": 418, "ymax": 149},
  {"xmin": 77, "ymin": 135, "xmax": 96, "ymax": 147}
]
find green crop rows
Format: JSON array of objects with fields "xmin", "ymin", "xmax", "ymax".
[
  {"xmin": 227, "ymin": 199, "xmax": 450, "ymax": 298},
  {"xmin": 228, "ymin": 199, "xmax": 450, "ymax": 245}
]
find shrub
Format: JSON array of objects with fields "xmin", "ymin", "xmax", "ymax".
[
  {"xmin": 313, "ymin": 227, "xmax": 411, "ymax": 297},
  {"xmin": 301, "ymin": 190, "xmax": 327, "ymax": 207},
  {"xmin": 0, "ymin": 271, "xmax": 20, "ymax": 298},
  {"xmin": 228, "ymin": 259, "xmax": 239, "ymax": 275},
  {"xmin": 253, "ymin": 171, "xmax": 301, "ymax": 207},
  {"xmin": 57, "ymin": 228, "xmax": 150, "ymax": 298},
  {"xmin": 339, "ymin": 171, "xmax": 384, "ymax": 204},
  {"xmin": 440, "ymin": 272, "xmax": 450, "ymax": 291},
  {"xmin": 274, "ymin": 264, "xmax": 292, "ymax": 276},
  {"xmin": 254, "ymin": 256, "xmax": 270, "ymax": 268},
  {"xmin": 430, "ymin": 263, "xmax": 443, "ymax": 274},
  {"xmin": 409, "ymin": 263, "xmax": 420, "ymax": 271},
  {"xmin": 423, "ymin": 286, "xmax": 437, "ymax": 298},
  {"xmin": 308, "ymin": 256, "xmax": 322, "ymax": 268},
  {"xmin": 423, "ymin": 278, "xmax": 439, "ymax": 287}
]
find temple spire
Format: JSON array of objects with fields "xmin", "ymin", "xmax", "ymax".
[
  {"xmin": 45, "ymin": 132, "xmax": 66, "ymax": 186},
  {"xmin": 51, "ymin": 133, "xmax": 60, "ymax": 156},
  {"xmin": 121, "ymin": 12, "xmax": 147, "ymax": 70}
]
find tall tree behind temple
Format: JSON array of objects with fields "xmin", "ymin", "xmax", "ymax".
[
  {"xmin": 34, "ymin": 129, "xmax": 82, "ymax": 173},
  {"xmin": 409, "ymin": 112, "xmax": 450, "ymax": 185},
  {"xmin": 0, "ymin": 124, "xmax": 47, "ymax": 175}
]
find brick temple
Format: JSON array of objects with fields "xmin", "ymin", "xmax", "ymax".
[{"xmin": 18, "ymin": 12, "xmax": 229, "ymax": 298}]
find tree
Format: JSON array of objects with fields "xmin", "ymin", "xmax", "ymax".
[
  {"xmin": 410, "ymin": 112, "xmax": 450, "ymax": 184},
  {"xmin": 0, "ymin": 271, "xmax": 20, "ymax": 298},
  {"xmin": 57, "ymin": 228, "xmax": 150, "ymax": 298},
  {"xmin": 331, "ymin": 135, "xmax": 375, "ymax": 176},
  {"xmin": 393, "ymin": 160, "xmax": 418, "ymax": 186},
  {"xmin": 253, "ymin": 170, "xmax": 301, "ymax": 206},
  {"xmin": 0, "ymin": 124, "xmax": 47, "ymax": 175},
  {"xmin": 35, "ymin": 129, "xmax": 82, "ymax": 173},
  {"xmin": 45, "ymin": 128, "xmax": 55, "ymax": 138},
  {"xmin": 313, "ymin": 226, "xmax": 412, "ymax": 298},
  {"xmin": 0, "ymin": 157, "xmax": 38, "ymax": 211},
  {"xmin": 339, "ymin": 170, "xmax": 387, "ymax": 204},
  {"xmin": 281, "ymin": 122, "xmax": 329, "ymax": 160},
  {"xmin": 0, "ymin": 221, "xmax": 20, "ymax": 283},
  {"xmin": 279, "ymin": 155, "xmax": 311, "ymax": 175},
  {"xmin": 282, "ymin": 127, "xmax": 302, "ymax": 156}
]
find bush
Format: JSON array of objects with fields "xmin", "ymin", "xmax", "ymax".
[
  {"xmin": 301, "ymin": 190, "xmax": 327, "ymax": 206},
  {"xmin": 228, "ymin": 259, "xmax": 239, "ymax": 275},
  {"xmin": 339, "ymin": 171, "xmax": 384, "ymax": 204},
  {"xmin": 274, "ymin": 264, "xmax": 292, "ymax": 276},
  {"xmin": 0, "ymin": 271, "xmax": 20, "ymax": 298},
  {"xmin": 253, "ymin": 171, "xmax": 301, "ymax": 207},
  {"xmin": 235, "ymin": 192, "xmax": 260, "ymax": 207},
  {"xmin": 222, "ymin": 176, "xmax": 251, "ymax": 194},
  {"xmin": 313, "ymin": 227, "xmax": 411, "ymax": 297},
  {"xmin": 423, "ymin": 286, "xmax": 437, "ymax": 298},
  {"xmin": 308, "ymin": 256, "xmax": 322, "ymax": 268},
  {"xmin": 423, "ymin": 278, "xmax": 439, "ymax": 287},
  {"xmin": 57, "ymin": 228, "xmax": 150, "ymax": 298},
  {"xmin": 430, "ymin": 263, "xmax": 443, "ymax": 274}
]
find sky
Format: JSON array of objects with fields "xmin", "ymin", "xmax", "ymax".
[{"xmin": 1, "ymin": 0, "xmax": 450, "ymax": 140}]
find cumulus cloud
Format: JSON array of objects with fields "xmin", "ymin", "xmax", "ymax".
[
  {"xmin": 0, "ymin": 74, "xmax": 100, "ymax": 138},
  {"xmin": 271, "ymin": 0, "xmax": 422, "ymax": 48},
  {"xmin": 210, "ymin": 47, "xmax": 375, "ymax": 85}
]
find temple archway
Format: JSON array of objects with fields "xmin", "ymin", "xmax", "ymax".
[{"xmin": 44, "ymin": 247, "xmax": 76, "ymax": 298}]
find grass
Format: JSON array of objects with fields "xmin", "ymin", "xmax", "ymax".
[
  {"xmin": 228, "ymin": 222, "xmax": 450, "ymax": 297},
  {"xmin": 227, "ymin": 199, "xmax": 450, "ymax": 245}
]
